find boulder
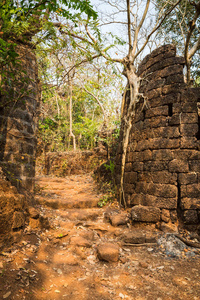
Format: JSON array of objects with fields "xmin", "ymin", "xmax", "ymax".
[
  {"xmin": 131, "ymin": 205, "xmax": 160, "ymax": 222},
  {"xmin": 110, "ymin": 213, "xmax": 130, "ymax": 227},
  {"xmin": 70, "ymin": 236, "xmax": 92, "ymax": 248},
  {"xmin": 12, "ymin": 211, "xmax": 25, "ymax": 230},
  {"xmin": 97, "ymin": 243, "xmax": 119, "ymax": 262},
  {"xmin": 123, "ymin": 231, "xmax": 146, "ymax": 244},
  {"xmin": 160, "ymin": 222, "xmax": 178, "ymax": 233}
]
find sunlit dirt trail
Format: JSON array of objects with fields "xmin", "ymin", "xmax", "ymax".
[{"xmin": 1, "ymin": 174, "xmax": 200, "ymax": 300}]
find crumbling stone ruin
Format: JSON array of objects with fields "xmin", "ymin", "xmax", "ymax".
[
  {"xmin": 0, "ymin": 45, "xmax": 40, "ymax": 239},
  {"xmin": 0, "ymin": 45, "xmax": 40, "ymax": 191},
  {"xmin": 116, "ymin": 44, "xmax": 200, "ymax": 228}
]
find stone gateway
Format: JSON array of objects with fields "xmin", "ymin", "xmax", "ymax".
[{"xmin": 116, "ymin": 45, "xmax": 200, "ymax": 227}]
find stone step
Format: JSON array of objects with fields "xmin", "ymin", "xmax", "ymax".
[
  {"xmin": 35, "ymin": 195, "xmax": 99, "ymax": 209},
  {"xmin": 56, "ymin": 208, "xmax": 103, "ymax": 222}
]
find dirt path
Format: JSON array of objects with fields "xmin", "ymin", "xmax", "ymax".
[{"xmin": 1, "ymin": 174, "xmax": 200, "ymax": 300}]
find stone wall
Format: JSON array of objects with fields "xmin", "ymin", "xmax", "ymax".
[
  {"xmin": 0, "ymin": 44, "xmax": 40, "ymax": 191},
  {"xmin": 116, "ymin": 45, "xmax": 200, "ymax": 227}
]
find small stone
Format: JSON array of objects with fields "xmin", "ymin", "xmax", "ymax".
[
  {"xmin": 57, "ymin": 269, "xmax": 62, "ymax": 275},
  {"xmin": 139, "ymin": 261, "xmax": 148, "ymax": 268},
  {"xmin": 29, "ymin": 207, "xmax": 40, "ymax": 219},
  {"xmin": 123, "ymin": 231, "xmax": 145, "ymax": 244},
  {"xmin": 160, "ymin": 222, "xmax": 178, "ymax": 233},
  {"xmin": 119, "ymin": 293, "xmax": 125, "ymax": 299},
  {"xmin": 87, "ymin": 255, "xmax": 96, "ymax": 265},
  {"xmin": 161, "ymin": 209, "xmax": 170, "ymax": 223},
  {"xmin": 79, "ymin": 230, "xmax": 95, "ymax": 241},
  {"xmin": 12, "ymin": 211, "xmax": 25, "ymax": 230},
  {"xmin": 110, "ymin": 213, "xmax": 130, "ymax": 227},
  {"xmin": 29, "ymin": 218, "xmax": 40, "ymax": 229},
  {"xmin": 55, "ymin": 290, "xmax": 60, "ymax": 293},
  {"xmin": 147, "ymin": 248, "xmax": 154, "ymax": 252},
  {"xmin": 39, "ymin": 216, "xmax": 50, "ymax": 229},
  {"xmin": 120, "ymin": 257, "xmax": 128, "ymax": 264},
  {"xmin": 3, "ymin": 292, "xmax": 11, "ymax": 299},
  {"xmin": 97, "ymin": 243, "xmax": 119, "ymax": 262},
  {"xmin": 70, "ymin": 236, "xmax": 92, "ymax": 248}
]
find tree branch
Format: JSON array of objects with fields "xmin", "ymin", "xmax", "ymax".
[
  {"xmin": 126, "ymin": 0, "xmax": 132, "ymax": 55},
  {"xmin": 82, "ymin": 87, "xmax": 107, "ymax": 123},
  {"xmin": 134, "ymin": 0, "xmax": 182, "ymax": 61},
  {"xmin": 131, "ymin": 0, "xmax": 150, "ymax": 59}
]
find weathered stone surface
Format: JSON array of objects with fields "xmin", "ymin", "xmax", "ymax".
[
  {"xmin": 130, "ymin": 194, "xmax": 144, "ymax": 206},
  {"xmin": 189, "ymin": 160, "xmax": 200, "ymax": 172},
  {"xmin": 29, "ymin": 207, "xmax": 40, "ymax": 219},
  {"xmin": 70, "ymin": 236, "xmax": 92, "ymax": 248},
  {"xmin": 79, "ymin": 230, "xmax": 95, "ymax": 241},
  {"xmin": 152, "ymin": 149, "xmax": 174, "ymax": 161},
  {"xmin": 180, "ymin": 124, "xmax": 198, "ymax": 137},
  {"xmin": 132, "ymin": 162, "xmax": 144, "ymax": 171},
  {"xmin": 116, "ymin": 44, "xmax": 200, "ymax": 227},
  {"xmin": 169, "ymin": 159, "xmax": 189, "ymax": 173},
  {"xmin": 161, "ymin": 209, "xmax": 170, "ymax": 223},
  {"xmin": 144, "ymin": 194, "xmax": 177, "ymax": 209},
  {"xmin": 187, "ymin": 184, "xmax": 200, "ymax": 198},
  {"xmin": 147, "ymin": 183, "xmax": 177, "ymax": 198},
  {"xmin": 180, "ymin": 198, "xmax": 200, "ymax": 210},
  {"xmin": 124, "ymin": 172, "xmax": 137, "ymax": 184},
  {"xmin": 0, "ymin": 45, "xmax": 39, "ymax": 191},
  {"xmin": 178, "ymin": 173, "xmax": 198, "ymax": 185},
  {"xmin": 143, "ymin": 150, "xmax": 152, "ymax": 161},
  {"xmin": 143, "ymin": 161, "xmax": 169, "ymax": 171},
  {"xmin": 160, "ymin": 222, "xmax": 178, "ymax": 233},
  {"xmin": 110, "ymin": 213, "xmax": 130, "ymax": 227},
  {"xmin": 145, "ymin": 106, "xmax": 168, "ymax": 118},
  {"xmin": 131, "ymin": 205, "xmax": 160, "ymax": 222},
  {"xmin": 12, "ymin": 211, "xmax": 25, "ymax": 230},
  {"xmin": 170, "ymin": 210, "xmax": 178, "ymax": 223},
  {"xmin": 183, "ymin": 210, "xmax": 199, "ymax": 225},
  {"xmin": 181, "ymin": 113, "xmax": 198, "ymax": 124},
  {"xmin": 162, "ymin": 82, "xmax": 186, "ymax": 95},
  {"xmin": 123, "ymin": 231, "xmax": 146, "ymax": 244},
  {"xmin": 29, "ymin": 218, "xmax": 40, "ymax": 229},
  {"xmin": 138, "ymin": 171, "xmax": 177, "ymax": 184},
  {"xmin": 181, "ymin": 137, "xmax": 198, "ymax": 149},
  {"xmin": 124, "ymin": 183, "xmax": 135, "ymax": 194},
  {"xmin": 97, "ymin": 243, "xmax": 119, "ymax": 262}
]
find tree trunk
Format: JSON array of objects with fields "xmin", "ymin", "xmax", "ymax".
[
  {"xmin": 119, "ymin": 65, "xmax": 141, "ymax": 207},
  {"xmin": 69, "ymin": 78, "xmax": 76, "ymax": 151}
]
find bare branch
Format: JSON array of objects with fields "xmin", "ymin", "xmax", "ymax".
[
  {"xmin": 131, "ymin": 0, "xmax": 150, "ymax": 59},
  {"xmin": 126, "ymin": 0, "xmax": 132, "ymax": 55},
  {"xmin": 82, "ymin": 87, "xmax": 107, "ymax": 123},
  {"xmin": 188, "ymin": 34, "xmax": 200, "ymax": 58},
  {"xmin": 134, "ymin": 0, "xmax": 182, "ymax": 61}
]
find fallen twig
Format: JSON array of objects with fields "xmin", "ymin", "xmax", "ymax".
[
  {"xmin": 122, "ymin": 243, "xmax": 157, "ymax": 247},
  {"xmin": 174, "ymin": 234, "xmax": 200, "ymax": 249}
]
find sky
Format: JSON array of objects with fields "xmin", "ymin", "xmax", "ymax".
[{"xmin": 89, "ymin": 0, "xmax": 159, "ymax": 64}]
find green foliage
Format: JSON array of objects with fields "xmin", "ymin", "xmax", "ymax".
[
  {"xmin": 97, "ymin": 181, "xmax": 116, "ymax": 207},
  {"xmin": 154, "ymin": 0, "xmax": 200, "ymax": 83},
  {"xmin": 0, "ymin": 0, "xmax": 97, "ymax": 95},
  {"xmin": 104, "ymin": 160, "xmax": 115, "ymax": 175},
  {"xmin": 98, "ymin": 194, "xmax": 112, "ymax": 207}
]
